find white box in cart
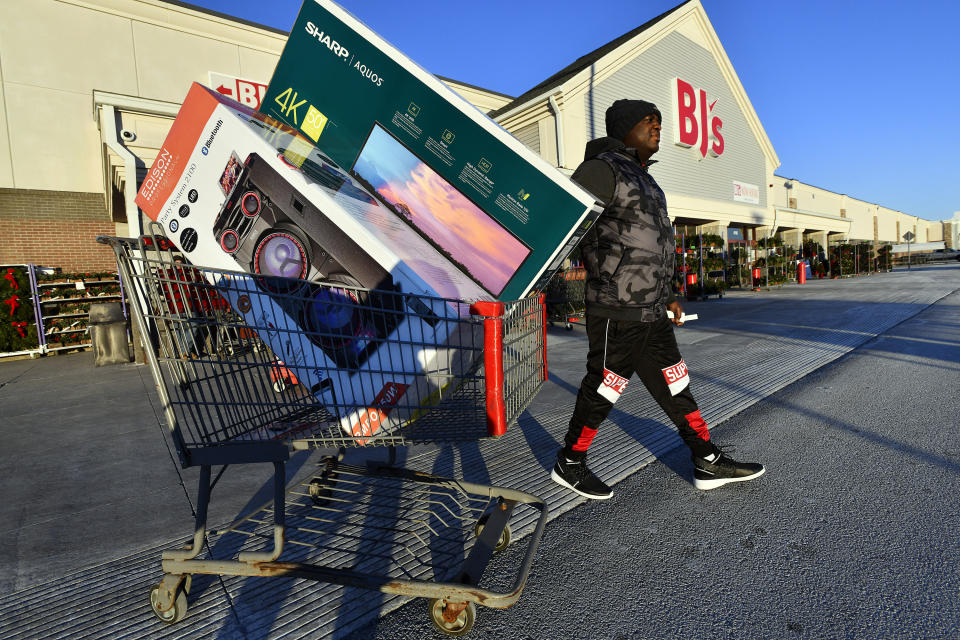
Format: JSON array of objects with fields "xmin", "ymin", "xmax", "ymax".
[{"xmin": 135, "ymin": 83, "xmax": 490, "ymax": 439}]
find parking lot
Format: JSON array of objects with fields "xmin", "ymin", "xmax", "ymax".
[{"xmin": 1, "ymin": 264, "xmax": 958, "ymax": 639}]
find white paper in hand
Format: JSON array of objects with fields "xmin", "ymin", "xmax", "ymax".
[{"xmin": 666, "ymin": 311, "xmax": 698, "ymax": 322}]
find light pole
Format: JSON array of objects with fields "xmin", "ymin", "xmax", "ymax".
[
  {"xmin": 837, "ymin": 238, "xmax": 843, "ymax": 278},
  {"xmin": 779, "ymin": 180, "xmax": 793, "ymax": 287},
  {"xmin": 765, "ymin": 230, "xmax": 770, "ymax": 289},
  {"xmin": 681, "ymin": 229, "xmax": 686, "ymax": 293},
  {"xmin": 827, "ymin": 235, "xmax": 833, "ymax": 279},
  {"xmin": 698, "ymin": 227, "xmax": 704, "ymax": 295}
]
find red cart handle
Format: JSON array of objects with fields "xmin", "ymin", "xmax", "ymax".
[
  {"xmin": 469, "ymin": 301, "xmax": 506, "ymax": 437},
  {"xmin": 469, "ymin": 295, "xmax": 547, "ymax": 438}
]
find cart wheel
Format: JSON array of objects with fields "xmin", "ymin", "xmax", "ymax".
[
  {"xmin": 308, "ymin": 472, "xmax": 338, "ymax": 505},
  {"xmin": 565, "ymin": 322, "xmax": 574, "ymax": 331},
  {"xmin": 474, "ymin": 514, "xmax": 511, "ymax": 552},
  {"xmin": 224, "ymin": 344, "xmax": 235, "ymax": 357},
  {"xmin": 308, "ymin": 477, "xmax": 329, "ymax": 504},
  {"xmin": 428, "ymin": 598, "xmax": 475, "ymax": 636},
  {"xmin": 273, "ymin": 378, "xmax": 287, "ymax": 394},
  {"xmin": 149, "ymin": 583, "xmax": 188, "ymax": 624}
]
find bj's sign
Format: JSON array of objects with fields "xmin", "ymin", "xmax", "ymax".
[{"xmin": 671, "ymin": 78, "xmax": 724, "ymax": 159}]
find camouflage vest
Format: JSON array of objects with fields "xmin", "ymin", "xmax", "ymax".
[{"xmin": 581, "ymin": 150, "xmax": 675, "ymax": 321}]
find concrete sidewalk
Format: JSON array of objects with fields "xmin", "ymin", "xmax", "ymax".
[{"xmin": 1, "ymin": 264, "xmax": 957, "ymax": 638}]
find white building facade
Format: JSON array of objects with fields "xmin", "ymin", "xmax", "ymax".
[{"xmin": 0, "ymin": 0, "xmax": 950, "ymax": 271}]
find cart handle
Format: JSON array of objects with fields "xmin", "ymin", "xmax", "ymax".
[{"xmin": 469, "ymin": 296, "xmax": 548, "ymax": 437}]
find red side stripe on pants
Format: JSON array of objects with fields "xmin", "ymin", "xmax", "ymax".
[
  {"xmin": 572, "ymin": 426, "xmax": 599, "ymax": 452},
  {"xmin": 685, "ymin": 410, "xmax": 710, "ymax": 441}
]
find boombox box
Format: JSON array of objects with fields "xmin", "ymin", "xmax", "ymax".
[
  {"xmin": 136, "ymin": 83, "xmax": 490, "ymax": 438},
  {"xmin": 210, "ymin": 151, "xmax": 408, "ymax": 369}
]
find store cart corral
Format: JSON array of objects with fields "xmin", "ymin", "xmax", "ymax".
[{"xmin": 100, "ymin": 233, "xmax": 550, "ymax": 636}]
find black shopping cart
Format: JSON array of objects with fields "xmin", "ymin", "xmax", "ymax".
[
  {"xmin": 545, "ymin": 265, "xmax": 586, "ymax": 330},
  {"xmin": 101, "ymin": 233, "xmax": 549, "ymax": 636}
]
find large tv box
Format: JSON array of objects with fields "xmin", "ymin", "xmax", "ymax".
[{"xmin": 262, "ymin": 0, "xmax": 602, "ymax": 302}]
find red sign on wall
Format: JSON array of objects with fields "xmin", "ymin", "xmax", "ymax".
[
  {"xmin": 208, "ymin": 72, "xmax": 269, "ymax": 110},
  {"xmin": 672, "ymin": 78, "xmax": 724, "ymax": 159}
]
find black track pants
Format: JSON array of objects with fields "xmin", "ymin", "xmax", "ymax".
[{"xmin": 563, "ymin": 313, "xmax": 714, "ymax": 459}]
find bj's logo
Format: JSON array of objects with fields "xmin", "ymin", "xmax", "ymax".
[{"xmin": 672, "ymin": 78, "xmax": 724, "ymax": 159}]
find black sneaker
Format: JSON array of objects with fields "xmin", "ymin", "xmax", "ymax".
[
  {"xmin": 551, "ymin": 455, "xmax": 613, "ymax": 500},
  {"xmin": 692, "ymin": 448, "xmax": 765, "ymax": 490}
]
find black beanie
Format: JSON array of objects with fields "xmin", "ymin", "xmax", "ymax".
[{"xmin": 605, "ymin": 99, "xmax": 661, "ymax": 141}]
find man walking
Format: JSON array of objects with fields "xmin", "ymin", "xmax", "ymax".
[{"xmin": 552, "ymin": 99, "xmax": 764, "ymax": 499}]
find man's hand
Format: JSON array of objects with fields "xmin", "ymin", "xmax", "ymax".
[{"xmin": 667, "ymin": 300, "xmax": 685, "ymax": 326}]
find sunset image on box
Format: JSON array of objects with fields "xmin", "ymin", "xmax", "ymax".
[{"xmin": 353, "ymin": 125, "xmax": 530, "ymax": 295}]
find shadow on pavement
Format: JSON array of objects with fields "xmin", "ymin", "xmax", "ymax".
[{"xmin": 547, "ymin": 371, "xmax": 691, "ymax": 483}]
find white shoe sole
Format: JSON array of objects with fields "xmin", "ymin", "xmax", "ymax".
[
  {"xmin": 694, "ymin": 467, "xmax": 765, "ymax": 490},
  {"xmin": 550, "ymin": 469, "xmax": 613, "ymax": 500}
]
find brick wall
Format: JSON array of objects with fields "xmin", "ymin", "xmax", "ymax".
[{"xmin": 0, "ymin": 188, "xmax": 117, "ymax": 271}]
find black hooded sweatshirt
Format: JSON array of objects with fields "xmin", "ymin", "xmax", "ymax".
[{"xmin": 571, "ymin": 137, "xmax": 677, "ymax": 322}]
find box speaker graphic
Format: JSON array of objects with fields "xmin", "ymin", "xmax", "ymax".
[{"xmin": 211, "ymin": 151, "xmax": 410, "ymax": 369}]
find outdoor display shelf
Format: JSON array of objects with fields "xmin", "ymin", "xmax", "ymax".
[
  {"xmin": 30, "ymin": 271, "xmax": 124, "ymax": 354},
  {"xmin": 0, "ymin": 264, "xmax": 41, "ymax": 358}
]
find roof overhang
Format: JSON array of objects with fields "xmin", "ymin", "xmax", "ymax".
[{"xmin": 775, "ymin": 207, "xmax": 851, "ymax": 235}]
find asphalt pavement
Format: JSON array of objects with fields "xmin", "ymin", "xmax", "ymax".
[
  {"xmin": 349, "ymin": 271, "xmax": 960, "ymax": 639},
  {"xmin": 0, "ymin": 263, "xmax": 957, "ymax": 639}
]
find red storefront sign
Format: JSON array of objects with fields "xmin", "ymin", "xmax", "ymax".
[
  {"xmin": 672, "ymin": 77, "xmax": 724, "ymax": 159},
  {"xmin": 208, "ymin": 72, "xmax": 269, "ymax": 110}
]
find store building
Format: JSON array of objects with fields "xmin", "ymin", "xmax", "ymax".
[{"xmin": 0, "ymin": 0, "xmax": 951, "ymax": 272}]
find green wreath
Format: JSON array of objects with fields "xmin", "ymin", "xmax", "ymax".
[{"xmin": 1, "ymin": 267, "xmax": 39, "ymax": 352}]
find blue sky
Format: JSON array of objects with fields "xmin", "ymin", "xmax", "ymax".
[{"xmin": 185, "ymin": 0, "xmax": 959, "ymax": 221}]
